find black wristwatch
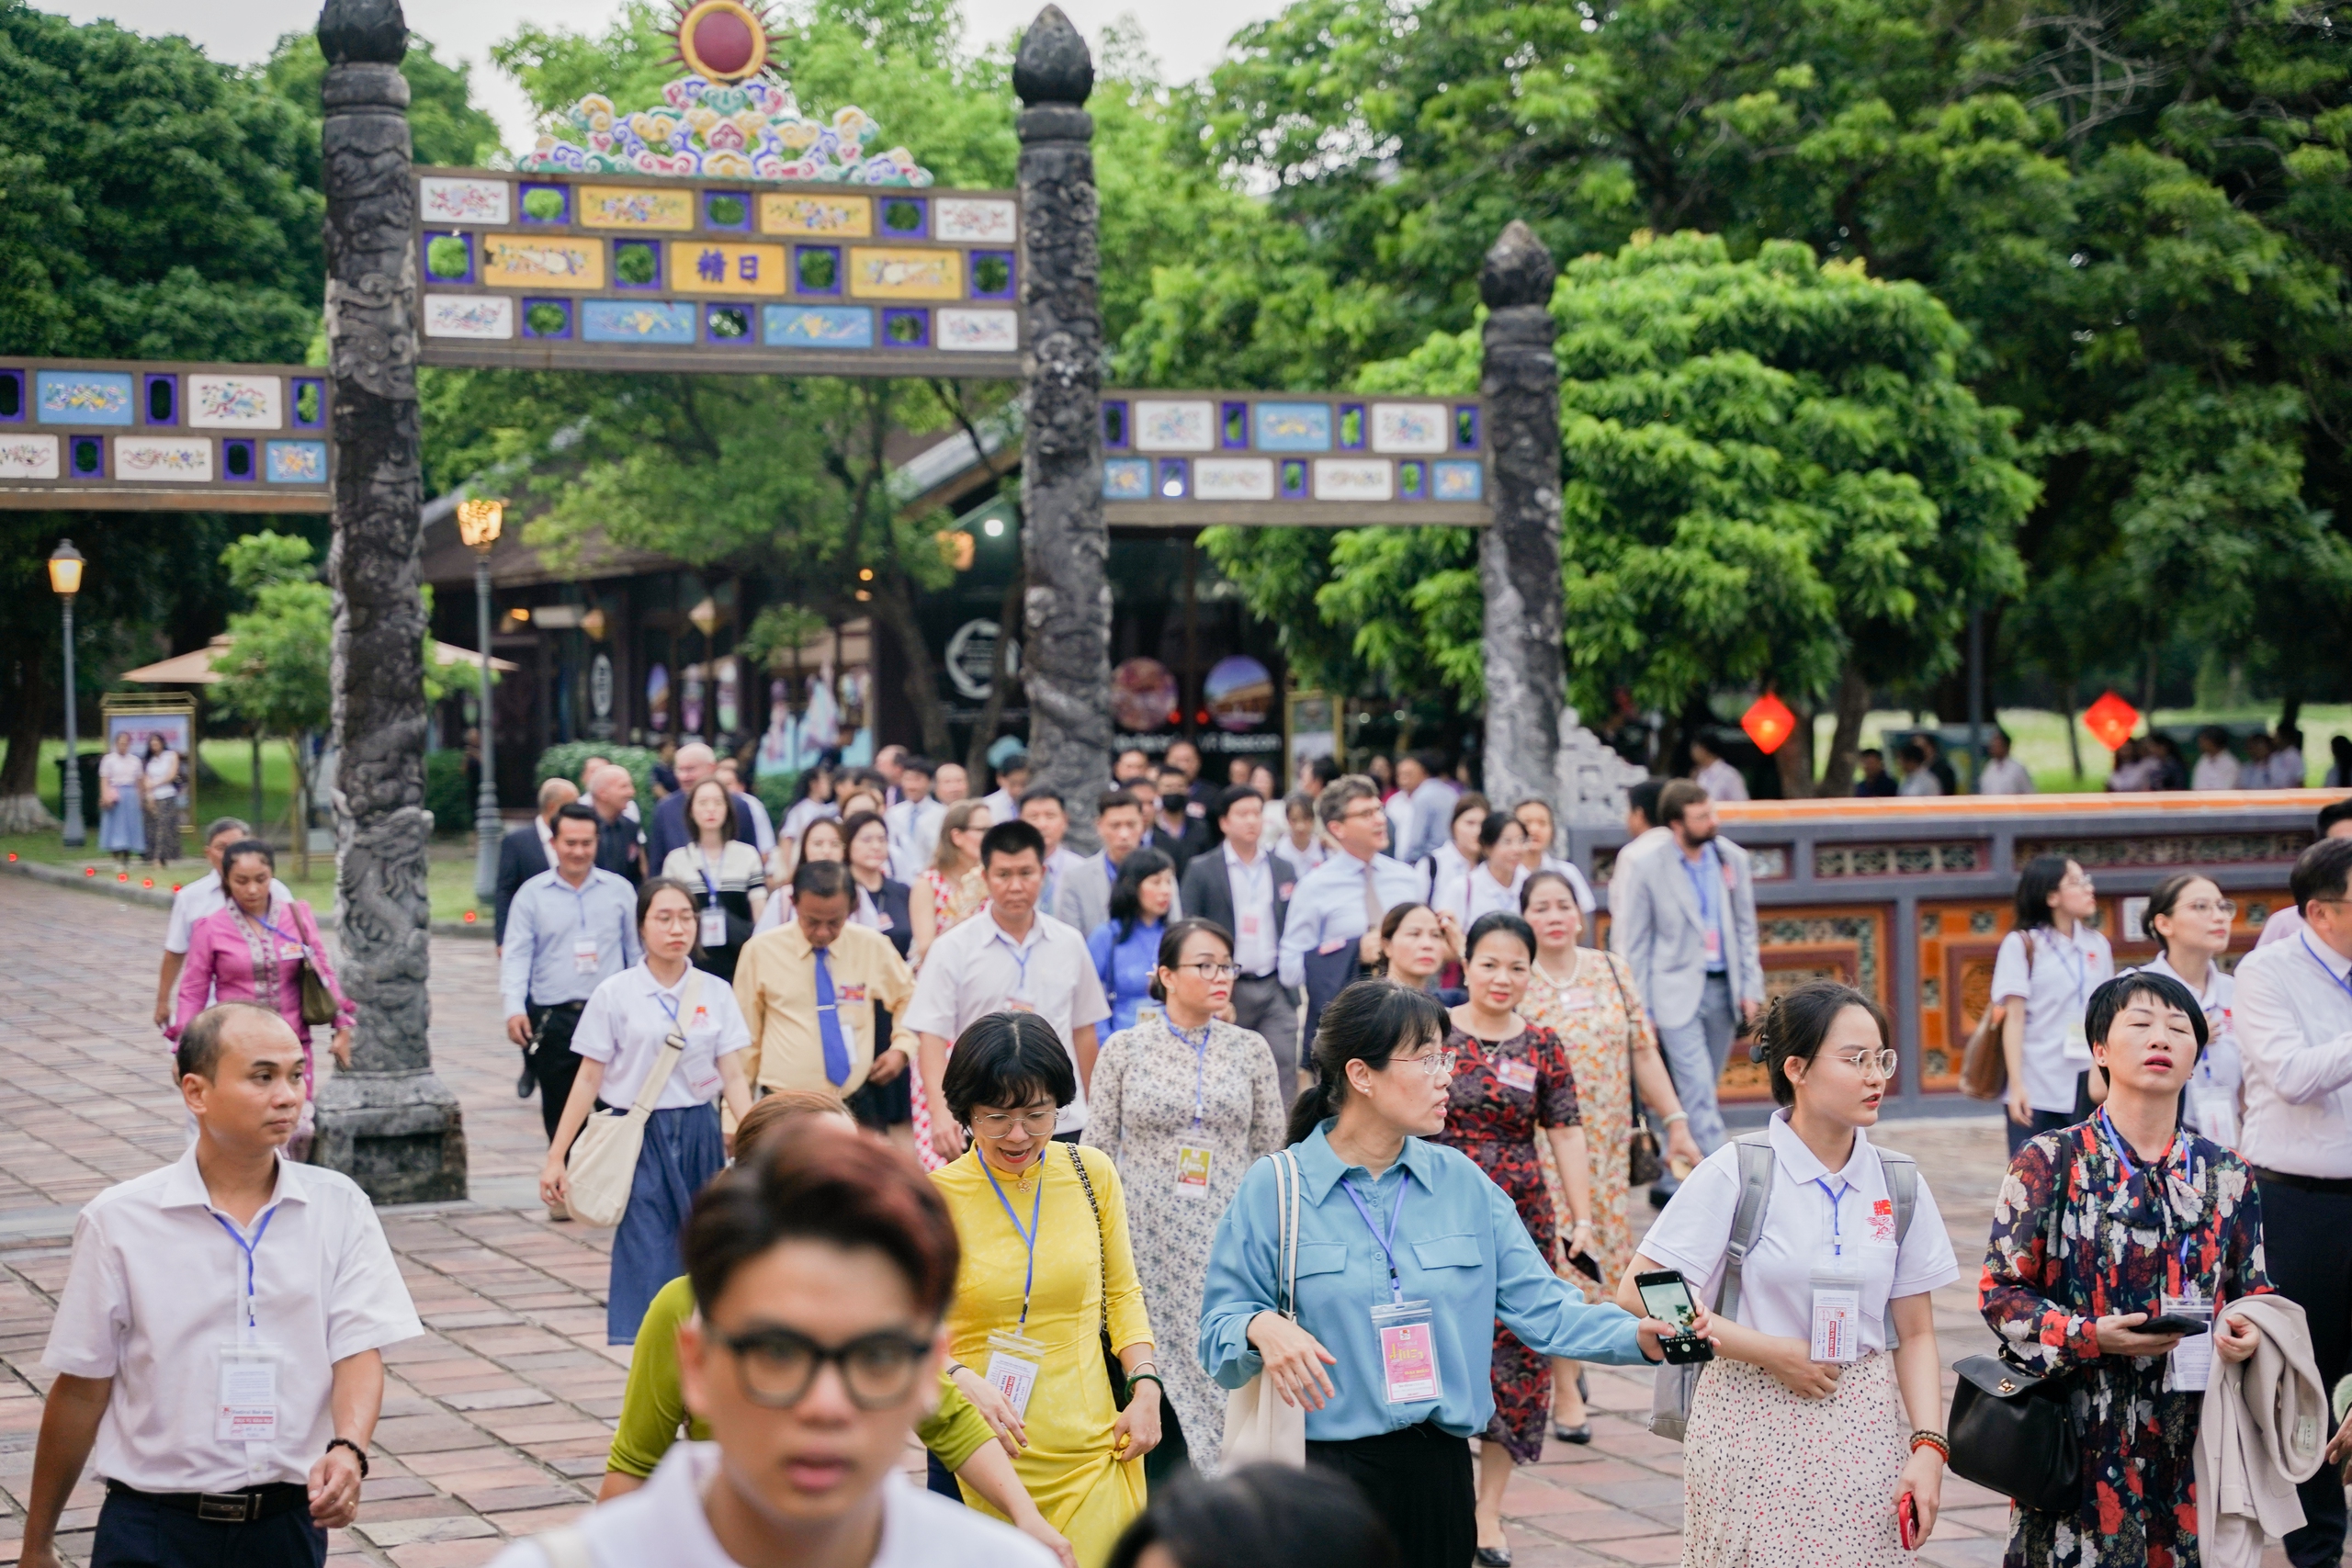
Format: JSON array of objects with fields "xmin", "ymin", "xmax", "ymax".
[{"xmin": 324, "ymin": 1437, "xmax": 369, "ymax": 1478}]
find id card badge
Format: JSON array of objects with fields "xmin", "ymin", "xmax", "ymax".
[
  {"xmin": 2163, "ymin": 1291, "xmax": 2215, "ymax": 1392},
  {"xmin": 700, "ymin": 905, "xmax": 728, "ymax": 948},
  {"xmin": 2185, "ymin": 1076, "xmax": 2239, "ymax": 1147},
  {"xmin": 1703, "ymin": 926, "xmax": 1723, "ymax": 964},
  {"xmin": 573, "ymin": 933, "xmax": 600, "ymax": 975},
  {"xmin": 1239, "ymin": 912, "xmax": 1264, "ymax": 945},
  {"xmin": 1493, "ymin": 1057, "xmax": 1537, "ymax": 1095},
  {"xmin": 215, "ymin": 1342, "xmax": 282, "ymax": 1443},
  {"xmin": 984, "ymin": 1329, "xmax": 1045, "ymax": 1417},
  {"xmin": 2064, "ymin": 1014, "xmax": 2090, "ymax": 1058},
  {"xmin": 1174, "ymin": 1143, "xmax": 1213, "ymax": 1199},
  {"xmin": 1370, "ymin": 1300, "xmax": 1442, "ymax": 1404},
  {"xmin": 1137, "ymin": 1003, "xmax": 1164, "ymax": 1028},
  {"xmin": 1808, "ymin": 1256, "xmax": 1863, "ymax": 1364}
]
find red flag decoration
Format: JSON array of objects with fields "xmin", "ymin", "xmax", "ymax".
[
  {"xmin": 1741, "ymin": 693, "xmax": 1797, "ymax": 755},
  {"xmin": 2083, "ymin": 690, "xmax": 2141, "ymax": 752}
]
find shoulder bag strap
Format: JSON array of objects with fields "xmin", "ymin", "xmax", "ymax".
[
  {"xmin": 1281, "ymin": 1149, "xmax": 1302, "ymax": 1318},
  {"xmin": 1717, "ymin": 1132, "xmax": 1777, "ymax": 1324},
  {"xmin": 626, "ymin": 972, "xmax": 703, "ymax": 1122},
  {"xmin": 1873, "ymin": 1147, "xmax": 1920, "ymax": 1348},
  {"xmin": 1068, "ymin": 1143, "xmax": 1112, "ymax": 1339}
]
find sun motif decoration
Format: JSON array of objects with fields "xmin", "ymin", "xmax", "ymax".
[{"xmin": 667, "ymin": 0, "xmax": 782, "ymax": 85}]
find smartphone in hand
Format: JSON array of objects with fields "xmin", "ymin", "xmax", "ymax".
[
  {"xmin": 1897, "ymin": 1493, "xmax": 1920, "ymax": 1551},
  {"xmin": 1635, "ymin": 1269, "xmax": 1714, "ymax": 1364}
]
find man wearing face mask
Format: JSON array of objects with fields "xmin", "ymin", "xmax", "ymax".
[{"xmin": 1609, "ymin": 782, "xmax": 1762, "ymax": 1177}]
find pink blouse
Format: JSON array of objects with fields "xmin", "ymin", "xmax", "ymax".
[{"xmin": 167, "ymin": 897, "xmax": 355, "ymax": 1042}]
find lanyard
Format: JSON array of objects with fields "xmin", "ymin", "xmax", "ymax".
[
  {"xmin": 2051, "ymin": 931, "xmax": 2088, "ymax": 1007},
  {"xmin": 690, "ymin": 848, "xmax": 721, "ymax": 904},
  {"xmin": 1813, "ymin": 1177, "xmax": 1847, "ymax": 1258},
  {"xmin": 993, "ymin": 925, "xmax": 1035, "ymax": 999},
  {"xmin": 212, "ymin": 1207, "xmax": 278, "ymax": 1330},
  {"xmin": 1341, "ymin": 1173, "xmax": 1410, "ymax": 1304},
  {"xmin": 979, "ymin": 1156, "xmax": 1046, "ymax": 1329},
  {"xmin": 1680, "ymin": 847, "xmax": 1717, "ymax": 925},
  {"xmin": 2301, "ymin": 934, "xmax": 2352, "ymax": 1002},
  {"xmin": 2096, "ymin": 1106, "xmax": 2177, "ymax": 1183},
  {"xmin": 1170, "ymin": 1018, "xmax": 1212, "ymax": 1126}
]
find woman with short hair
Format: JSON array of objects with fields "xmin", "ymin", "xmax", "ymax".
[
  {"xmin": 1623, "ymin": 980, "xmax": 1959, "ymax": 1566},
  {"xmin": 1089, "ymin": 848, "xmax": 1178, "ymax": 1035},
  {"xmin": 1084, "ymin": 919, "xmax": 1285, "ymax": 1481},
  {"xmin": 1996, "ymin": 855, "xmax": 2115, "ymax": 1154},
  {"xmin": 539, "ymin": 876, "xmax": 757, "ymax": 1345},
  {"xmin": 933, "ymin": 1012, "xmax": 1161, "ymax": 1568}
]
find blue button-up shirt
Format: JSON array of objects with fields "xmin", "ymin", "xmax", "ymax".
[
  {"xmin": 499, "ymin": 867, "xmax": 643, "ymax": 1017},
  {"xmin": 1275, "ymin": 852, "xmax": 1431, "ymax": 988},
  {"xmin": 1200, "ymin": 1122, "xmax": 1653, "ymax": 1443},
  {"xmin": 1679, "ymin": 841, "xmax": 1726, "ymax": 974}
]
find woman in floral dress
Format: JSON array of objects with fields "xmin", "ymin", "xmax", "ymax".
[
  {"xmin": 1518, "ymin": 869, "xmax": 1705, "ymax": 1436},
  {"xmin": 1082, "ymin": 917, "xmax": 1284, "ymax": 1481},
  {"xmin": 1438, "ymin": 910, "xmax": 1587, "ymax": 1567},
  {"xmin": 1981, "ymin": 969, "xmax": 2272, "ymax": 1568}
]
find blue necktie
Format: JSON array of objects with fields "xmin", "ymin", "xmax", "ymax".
[{"xmin": 813, "ymin": 945, "xmax": 852, "ymax": 1087}]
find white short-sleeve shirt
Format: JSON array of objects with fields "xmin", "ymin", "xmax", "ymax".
[
  {"xmin": 571, "ymin": 964, "xmax": 751, "ymax": 1111},
  {"xmin": 1638, "ymin": 1110, "xmax": 1959, "ymax": 1353},
  {"xmin": 1991, "ymin": 922, "xmax": 2115, "ymax": 1113},
  {"xmin": 899, "ymin": 909, "xmax": 1111, "ymax": 1134},
  {"xmin": 2143, "ymin": 950, "xmax": 2240, "ymax": 1091},
  {"xmin": 41, "ymin": 1146, "xmax": 423, "ymax": 1493}
]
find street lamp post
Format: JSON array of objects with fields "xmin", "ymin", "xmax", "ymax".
[
  {"xmin": 48, "ymin": 541, "xmax": 85, "ymax": 849},
  {"xmin": 455, "ymin": 499, "xmax": 504, "ymax": 900}
]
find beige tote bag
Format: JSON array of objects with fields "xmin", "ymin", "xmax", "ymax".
[
  {"xmin": 564, "ymin": 973, "xmax": 702, "ymax": 1228},
  {"xmin": 1217, "ymin": 1148, "xmax": 1307, "ymax": 1470}
]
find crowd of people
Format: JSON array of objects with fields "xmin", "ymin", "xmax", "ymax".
[{"xmin": 26, "ymin": 736, "xmax": 2352, "ymax": 1568}]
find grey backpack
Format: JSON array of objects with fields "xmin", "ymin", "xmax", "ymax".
[{"xmin": 1648, "ymin": 1131, "xmax": 1917, "ymax": 1440}]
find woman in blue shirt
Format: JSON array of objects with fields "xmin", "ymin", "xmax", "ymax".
[
  {"xmin": 1200, "ymin": 979, "xmax": 1694, "ymax": 1568},
  {"xmin": 1088, "ymin": 849, "xmax": 1177, "ymax": 1035}
]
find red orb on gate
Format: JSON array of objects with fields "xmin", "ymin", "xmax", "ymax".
[{"xmin": 672, "ymin": 0, "xmax": 777, "ymax": 83}]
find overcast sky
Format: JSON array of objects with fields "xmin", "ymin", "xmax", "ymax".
[{"xmin": 49, "ymin": 0, "xmax": 1276, "ymax": 152}]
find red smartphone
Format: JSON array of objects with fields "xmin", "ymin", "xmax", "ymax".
[{"xmin": 1897, "ymin": 1493, "xmax": 1920, "ymax": 1551}]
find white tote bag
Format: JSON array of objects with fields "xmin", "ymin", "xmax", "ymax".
[
  {"xmin": 564, "ymin": 973, "xmax": 702, "ymax": 1228},
  {"xmin": 1218, "ymin": 1148, "xmax": 1307, "ymax": 1470}
]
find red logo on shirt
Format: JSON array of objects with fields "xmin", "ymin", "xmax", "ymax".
[
  {"xmin": 1869, "ymin": 1197, "xmax": 1895, "ymax": 1244},
  {"xmin": 838, "ymin": 983, "xmax": 868, "ymax": 1003}
]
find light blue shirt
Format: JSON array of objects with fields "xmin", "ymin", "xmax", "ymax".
[
  {"xmin": 1275, "ymin": 853, "xmax": 1432, "ymax": 988},
  {"xmin": 1199, "ymin": 1122, "xmax": 1654, "ymax": 1443},
  {"xmin": 499, "ymin": 868, "xmax": 644, "ymax": 1017},
  {"xmin": 1679, "ymin": 841, "xmax": 1726, "ymax": 974},
  {"xmin": 1402, "ymin": 778, "xmax": 1458, "ymax": 863}
]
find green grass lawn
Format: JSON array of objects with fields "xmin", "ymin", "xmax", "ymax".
[{"xmin": 12, "ymin": 738, "xmax": 493, "ymax": 925}]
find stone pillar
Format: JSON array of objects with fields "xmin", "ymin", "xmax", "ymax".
[
  {"xmin": 1478, "ymin": 221, "xmax": 1566, "ymax": 826},
  {"xmin": 313, "ymin": 0, "xmax": 467, "ymax": 1201},
  {"xmin": 1014, "ymin": 6, "xmax": 1112, "ymax": 852}
]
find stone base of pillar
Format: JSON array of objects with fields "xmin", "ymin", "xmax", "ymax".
[
  {"xmin": 1557, "ymin": 708, "xmax": 1650, "ymax": 829},
  {"xmin": 311, "ymin": 1069, "xmax": 468, "ymax": 1203}
]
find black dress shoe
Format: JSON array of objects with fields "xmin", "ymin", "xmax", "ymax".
[
  {"xmin": 516, "ymin": 1057, "xmax": 536, "ymax": 1098},
  {"xmin": 1551, "ymin": 1422, "xmax": 1592, "ymax": 1445},
  {"xmin": 1476, "ymin": 1547, "xmax": 1513, "ymax": 1567}
]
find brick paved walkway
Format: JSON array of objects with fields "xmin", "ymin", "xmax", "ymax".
[{"xmin": 0, "ymin": 874, "xmax": 2318, "ymax": 1566}]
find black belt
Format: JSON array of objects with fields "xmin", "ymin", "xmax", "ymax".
[
  {"xmin": 106, "ymin": 1480, "xmax": 310, "ymax": 1524},
  {"xmin": 1237, "ymin": 971, "xmax": 1279, "ymax": 984},
  {"xmin": 2249, "ymin": 1167, "xmax": 2352, "ymax": 1196}
]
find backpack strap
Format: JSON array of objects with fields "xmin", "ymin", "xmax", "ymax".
[
  {"xmin": 1873, "ymin": 1146, "xmax": 1920, "ymax": 1348},
  {"xmin": 1715, "ymin": 1132, "xmax": 1777, "ymax": 1325}
]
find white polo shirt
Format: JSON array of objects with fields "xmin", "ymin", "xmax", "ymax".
[
  {"xmin": 41, "ymin": 1145, "xmax": 423, "ymax": 1493},
  {"xmin": 1991, "ymin": 921, "xmax": 2115, "ymax": 1114},
  {"xmin": 571, "ymin": 964, "xmax": 752, "ymax": 1111},
  {"xmin": 1640, "ymin": 1110, "xmax": 1958, "ymax": 1354},
  {"xmin": 899, "ymin": 908, "xmax": 1110, "ymax": 1135},
  {"xmin": 164, "ymin": 871, "xmax": 295, "ymax": 955},
  {"xmin": 489, "ymin": 1442, "xmax": 1056, "ymax": 1568}
]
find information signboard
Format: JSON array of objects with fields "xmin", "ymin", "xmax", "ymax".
[{"xmin": 0, "ymin": 358, "xmax": 331, "ymax": 512}]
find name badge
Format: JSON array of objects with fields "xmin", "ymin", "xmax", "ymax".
[
  {"xmin": 1703, "ymin": 926, "xmax": 1724, "ymax": 963},
  {"xmin": 1174, "ymin": 1143, "xmax": 1213, "ymax": 1198},
  {"xmin": 573, "ymin": 934, "xmax": 600, "ymax": 975},
  {"xmin": 1277, "ymin": 882, "xmax": 1295, "ymax": 900},
  {"xmin": 1005, "ymin": 998, "xmax": 1037, "ymax": 1015},
  {"xmin": 984, "ymin": 1328, "xmax": 1045, "ymax": 1418},
  {"xmin": 2064, "ymin": 1015, "xmax": 2090, "ymax": 1056},
  {"xmin": 876, "ymin": 912, "xmax": 895, "ymax": 931},
  {"xmin": 700, "ymin": 907, "xmax": 728, "ymax": 949},
  {"xmin": 1137, "ymin": 1003, "xmax": 1163, "ymax": 1027},
  {"xmin": 216, "ymin": 1345, "xmax": 280, "ymax": 1443},
  {"xmin": 839, "ymin": 983, "xmax": 868, "ymax": 1003},
  {"xmin": 2163, "ymin": 1290, "xmax": 2215, "ymax": 1392},
  {"xmin": 1809, "ymin": 1256, "xmax": 1862, "ymax": 1364},
  {"xmin": 1318, "ymin": 939, "xmax": 1349, "ymax": 956},
  {"xmin": 1371, "ymin": 1300, "xmax": 1441, "ymax": 1404},
  {"xmin": 1493, "ymin": 1057, "xmax": 1537, "ymax": 1095},
  {"xmin": 1564, "ymin": 987, "xmax": 1597, "ymax": 1011},
  {"xmin": 1238, "ymin": 913, "xmax": 1264, "ymax": 943}
]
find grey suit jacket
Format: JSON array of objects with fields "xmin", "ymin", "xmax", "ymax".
[
  {"xmin": 1608, "ymin": 832, "xmax": 1764, "ymax": 1030},
  {"xmin": 1052, "ymin": 852, "xmax": 1182, "ymax": 940}
]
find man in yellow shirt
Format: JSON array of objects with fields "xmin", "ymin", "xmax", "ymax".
[{"xmin": 732, "ymin": 860, "xmax": 918, "ymax": 1097}]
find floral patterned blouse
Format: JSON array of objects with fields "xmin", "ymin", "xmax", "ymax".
[{"xmin": 1979, "ymin": 1116, "xmax": 2271, "ymax": 1568}]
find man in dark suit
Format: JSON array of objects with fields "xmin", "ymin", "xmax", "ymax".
[
  {"xmin": 589, "ymin": 763, "xmax": 647, "ymax": 886},
  {"xmin": 643, "ymin": 740, "xmax": 759, "ymax": 871},
  {"xmin": 1179, "ymin": 784, "xmax": 1305, "ymax": 1102},
  {"xmin": 494, "ymin": 777, "xmax": 578, "ymax": 947}
]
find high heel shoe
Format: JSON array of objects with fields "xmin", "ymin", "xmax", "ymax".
[{"xmin": 1475, "ymin": 1548, "xmax": 1514, "ymax": 1567}]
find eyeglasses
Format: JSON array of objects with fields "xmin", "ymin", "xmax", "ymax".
[
  {"xmin": 2060, "ymin": 872, "xmax": 2096, "ymax": 890},
  {"xmin": 970, "ymin": 1108, "xmax": 1058, "ymax": 1136},
  {"xmin": 719, "ymin": 1325, "xmax": 933, "ymax": 1409},
  {"xmin": 2178, "ymin": 898, "xmax": 2238, "ymax": 919},
  {"xmin": 1393, "ymin": 1048, "xmax": 1460, "ymax": 1078},
  {"xmin": 1171, "ymin": 961, "xmax": 1240, "ymax": 980},
  {"xmin": 1829, "ymin": 1048, "xmax": 1899, "ymax": 1077},
  {"xmin": 1341, "ymin": 804, "xmax": 1385, "ymax": 821}
]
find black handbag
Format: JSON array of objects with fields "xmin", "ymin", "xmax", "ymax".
[
  {"xmin": 1948, "ymin": 1355, "xmax": 2080, "ymax": 1514},
  {"xmin": 1066, "ymin": 1144, "xmax": 1132, "ymax": 1410}
]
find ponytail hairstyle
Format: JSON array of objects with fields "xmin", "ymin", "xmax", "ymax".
[
  {"xmin": 1753, "ymin": 979, "xmax": 1889, "ymax": 1106},
  {"xmin": 1284, "ymin": 979, "xmax": 1449, "ymax": 1146}
]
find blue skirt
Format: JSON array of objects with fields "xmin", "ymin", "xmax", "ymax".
[
  {"xmin": 606, "ymin": 1101, "xmax": 725, "ymax": 1345},
  {"xmin": 99, "ymin": 792, "xmax": 145, "ymax": 853}
]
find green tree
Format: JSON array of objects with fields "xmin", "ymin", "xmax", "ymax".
[{"xmin": 262, "ymin": 31, "xmax": 507, "ymax": 170}]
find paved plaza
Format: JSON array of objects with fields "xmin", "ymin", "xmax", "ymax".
[{"xmin": 0, "ymin": 874, "xmax": 2318, "ymax": 1566}]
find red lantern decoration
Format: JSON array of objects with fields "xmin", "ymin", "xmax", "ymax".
[
  {"xmin": 1741, "ymin": 693, "xmax": 1797, "ymax": 755},
  {"xmin": 2083, "ymin": 690, "xmax": 2141, "ymax": 752}
]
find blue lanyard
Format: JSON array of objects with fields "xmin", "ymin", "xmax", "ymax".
[
  {"xmin": 1341, "ymin": 1173, "xmax": 1409, "ymax": 1303},
  {"xmin": 212, "ymin": 1207, "xmax": 278, "ymax": 1329},
  {"xmin": 2051, "ymin": 931, "xmax": 2088, "ymax": 1006},
  {"xmin": 690, "ymin": 848, "xmax": 722, "ymax": 904},
  {"xmin": 1813, "ymin": 1177, "xmax": 1847, "ymax": 1258},
  {"xmin": 2301, "ymin": 935, "xmax": 2352, "ymax": 1002},
  {"xmin": 1170, "ymin": 1019, "xmax": 1212, "ymax": 1126},
  {"xmin": 993, "ymin": 926, "xmax": 1035, "ymax": 999},
  {"xmin": 980, "ymin": 1154, "xmax": 1046, "ymax": 1329},
  {"xmin": 2099, "ymin": 1111, "xmax": 2207, "ymax": 1295}
]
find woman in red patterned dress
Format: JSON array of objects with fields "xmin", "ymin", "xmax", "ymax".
[{"xmin": 1436, "ymin": 910, "xmax": 1591, "ymax": 1568}]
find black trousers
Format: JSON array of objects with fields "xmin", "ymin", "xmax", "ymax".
[
  {"xmin": 2253, "ymin": 1173, "xmax": 2352, "ymax": 1568},
  {"xmin": 2007, "ymin": 1070, "xmax": 2095, "ymax": 1156},
  {"xmin": 92, "ymin": 1490, "xmax": 325, "ymax": 1568},
  {"xmin": 526, "ymin": 1000, "xmax": 586, "ymax": 1144},
  {"xmin": 1307, "ymin": 1421, "xmax": 1474, "ymax": 1568}
]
